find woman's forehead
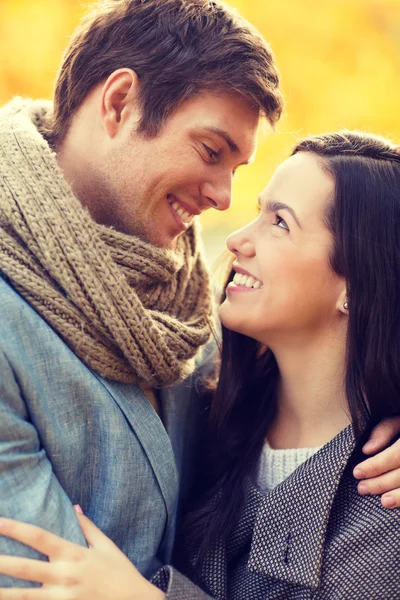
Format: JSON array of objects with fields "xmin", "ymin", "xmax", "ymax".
[{"xmin": 260, "ymin": 152, "xmax": 334, "ymax": 216}]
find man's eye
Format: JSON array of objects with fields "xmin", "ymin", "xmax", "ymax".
[{"xmin": 202, "ymin": 144, "xmax": 218, "ymax": 161}]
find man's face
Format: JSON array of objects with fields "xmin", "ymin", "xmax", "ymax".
[{"xmin": 96, "ymin": 92, "xmax": 259, "ymax": 248}]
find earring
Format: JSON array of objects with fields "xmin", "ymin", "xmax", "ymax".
[{"xmin": 343, "ymin": 302, "xmax": 349, "ymax": 310}]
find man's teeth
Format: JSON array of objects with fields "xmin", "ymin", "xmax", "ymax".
[
  {"xmin": 171, "ymin": 201, "xmax": 193, "ymax": 224},
  {"xmin": 232, "ymin": 272, "xmax": 263, "ymax": 289}
]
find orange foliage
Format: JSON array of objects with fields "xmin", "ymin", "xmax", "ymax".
[{"xmin": 0, "ymin": 0, "xmax": 399, "ymax": 251}]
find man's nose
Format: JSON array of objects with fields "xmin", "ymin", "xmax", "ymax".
[{"xmin": 201, "ymin": 178, "xmax": 232, "ymax": 211}]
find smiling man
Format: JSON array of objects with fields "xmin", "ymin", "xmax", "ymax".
[
  {"xmin": 59, "ymin": 85, "xmax": 260, "ymax": 248},
  {"xmin": 0, "ymin": 0, "xmax": 283, "ymax": 589}
]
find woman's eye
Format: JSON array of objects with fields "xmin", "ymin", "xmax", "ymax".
[
  {"xmin": 274, "ymin": 214, "xmax": 289, "ymax": 231},
  {"xmin": 202, "ymin": 144, "xmax": 218, "ymax": 162}
]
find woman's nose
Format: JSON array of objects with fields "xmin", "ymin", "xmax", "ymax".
[{"xmin": 226, "ymin": 225, "xmax": 256, "ymax": 257}]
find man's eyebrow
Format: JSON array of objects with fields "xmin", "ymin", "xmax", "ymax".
[
  {"xmin": 259, "ymin": 197, "xmax": 302, "ymax": 229},
  {"xmin": 202, "ymin": 127, "xmax": 241, "ymax": 154}
]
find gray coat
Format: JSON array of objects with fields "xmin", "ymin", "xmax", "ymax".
[{"xmin": 154, "ymin": 426, "xmax": 400, "ymax": 599}]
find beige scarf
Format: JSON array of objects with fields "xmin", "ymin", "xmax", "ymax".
[{"xmin": 0, "ymin": 98, "xmax": 213, "ymax": 387}]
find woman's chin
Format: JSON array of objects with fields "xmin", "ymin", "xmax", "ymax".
[{"xmin": 219, "ymin": 301, "xmax": 248, "ymax": 336}]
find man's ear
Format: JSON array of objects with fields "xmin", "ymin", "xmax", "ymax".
[
  {"xmin": 336, "ymin": 286, "xmax": 349, "ymax": 315},
  {"xmin": 101, "ymin": 68, "xmax": 140, "ymax": 138}
]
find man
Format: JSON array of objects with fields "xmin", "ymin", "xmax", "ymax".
[{"xmin": 0, "ymin": 0, "xmax": 282, "ymax": 587}]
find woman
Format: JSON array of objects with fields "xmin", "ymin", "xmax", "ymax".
[{"xmin": 1, "ymin": 130, "xmax": 400, "ymax": 598}]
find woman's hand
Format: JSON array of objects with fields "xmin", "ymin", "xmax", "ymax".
[
  {"xmin": 0, "ymin": 509, "xmax": 165, "ymax": 599},
  {"xmin": 354, "ymin": 416, "xmax": 400, "ymax": 508}
]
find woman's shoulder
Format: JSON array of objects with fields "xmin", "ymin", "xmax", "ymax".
[{"xmin": 320, "ymin": 463, "xmax": 400, "ymax": 598}]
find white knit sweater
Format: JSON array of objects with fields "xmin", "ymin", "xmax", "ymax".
[{"xmin": 257, "ymin": 442, "xmax": 322, "ymax": 493}]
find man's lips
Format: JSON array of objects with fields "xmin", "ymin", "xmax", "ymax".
[
  {"xmin": 168, "ymin": 194, "xmax": 201, "ymax": 217},
  {"xmin": 167, "ymin": 194, "xmax": 200, "ymax": 227}
]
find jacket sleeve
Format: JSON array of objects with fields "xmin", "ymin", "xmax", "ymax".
[
  {"xmin": 0, "ymin": 350, "xmax": 87, "ymax": 587},
  {"xmin": 153, "ymin": 566, "xmax": 215, "ymax": 600}
]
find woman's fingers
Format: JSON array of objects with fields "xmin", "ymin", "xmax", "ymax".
[
  {"xmin": 362, "ymin": 416, "xmax": 400, "ymax": 454},
  {"xmin": 354, "ymin": 439, "xmax": 400, "ymax": 480},
  {"xmin": 74, "ymin": 511, "xmax": 119, "ymax": 551},
  {"xmin": 0, "ymin": 556, "xmax": 57, "ymax": 585},
  {"xmin": 0, "ymin": 519, "xmax": 84, "ymax": 561}
]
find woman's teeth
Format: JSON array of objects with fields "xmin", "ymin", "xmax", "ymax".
[
  {"xmin": 232, "ymin": 272, "xmax": 263, "ymax": 289},
  {"xmin": 171, "ymin": 201, "xmax": 193, "ymax": 224}
]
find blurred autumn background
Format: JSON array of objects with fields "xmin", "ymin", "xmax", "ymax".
[{"xmin": 1, "ymin": 0, "xmax": 399, "ymax": 261}]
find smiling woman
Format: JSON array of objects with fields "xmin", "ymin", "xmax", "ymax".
[
  {"xmin": 171, "ymin": 130, "xmax": 400, "ymax": 599},
  {"xmin": 221, "ymin": 151, "xmax": 342, "ymax": 348}
]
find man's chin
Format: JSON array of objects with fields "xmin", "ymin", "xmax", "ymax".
[
  {"xmin": 121, "ymin": 224, "xmax": 177, "ymax": 249},
  {"xmin": 160, "ymin": 236, "xmax": 179, "ymax": 251},
  {"xmin": 144, "ymin": 230, "xmax": 180, "ymax": 250}
]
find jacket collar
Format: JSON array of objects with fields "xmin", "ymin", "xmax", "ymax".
[
  {"xmin": 94, "ymin": 376, "xmax": 179, "ymax": 532},
  {"xmin": 247, "ymin": 425, "xmax": 355, "ymax": 589}
]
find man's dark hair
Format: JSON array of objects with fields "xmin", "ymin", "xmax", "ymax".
[{"xmin": 47, "ymin": 0, "xmax": 283, "ymax": 142}]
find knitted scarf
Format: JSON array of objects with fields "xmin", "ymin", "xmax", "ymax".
[{"xmin": 0, "ymin": 98, "xmax": 213, "ymax": 387}]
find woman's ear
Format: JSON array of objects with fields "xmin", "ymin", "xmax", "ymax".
[
  {"xmin": 337, "ymin": 287, "xmax": 349, "ymax": 315},
  {"xmin": 101, "ymin": 68, "xmax": 141, "ymax": 138}
]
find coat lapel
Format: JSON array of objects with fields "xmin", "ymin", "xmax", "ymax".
[
  {"xmin": 95, "ymin": 376, "xmax": 179, "ymax": 534},
  {"xmin": 248, "ymin": 426, "xmax": 355, "ymax": 589}
]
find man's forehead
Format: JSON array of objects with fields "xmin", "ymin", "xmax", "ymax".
[{"xmin": 181, "ymin": 91, "xmax": 258, "ymax": 128}]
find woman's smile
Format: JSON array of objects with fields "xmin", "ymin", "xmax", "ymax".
[{"xmin": 227, "ymin": 264, "xmax": 264, "ymax": 293}]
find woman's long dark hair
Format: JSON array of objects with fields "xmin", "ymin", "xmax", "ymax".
[{"xmin": 179, "ymin": 131, "xmax": 400, "ymax": 572}]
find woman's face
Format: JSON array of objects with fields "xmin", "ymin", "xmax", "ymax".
[{"xmin": 219, "ymin": 151, "xmax": 347, "ymax": 347}]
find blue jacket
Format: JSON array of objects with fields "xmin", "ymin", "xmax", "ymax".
[{"xmin": 0, "ymin": 275, "xmax": 208, "ymax": 587}]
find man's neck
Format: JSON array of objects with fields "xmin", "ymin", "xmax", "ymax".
[
  {"xmin": 142, "ymin": 388, "xmax": 160, "ymax": 415},
  {"xmin": 55, "ymin": 107, "xmax": 109, "ymax": 228}
]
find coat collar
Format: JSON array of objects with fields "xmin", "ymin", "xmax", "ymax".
[
  {"xmin": 247, "ymin": 425, "xmax": 355, "ymax": 589},
  {"xmin": 93, "ymin": 376, "xmax": 179, "ymax": 533}
]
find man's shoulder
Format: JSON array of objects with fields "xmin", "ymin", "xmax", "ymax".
[
  {"xmin": 0, "ymin": 276, "xmax": 81, "ymax": 377},
  {"xmin": 0, "ymin": 276, "xmax": 33, "ymax": 323},
  {"xmin": 0, "ymin": 276, "xmax": 45, "ymax": 335}
]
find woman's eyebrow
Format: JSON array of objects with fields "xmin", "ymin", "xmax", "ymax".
[{"xmin": 259, "ymin": 197, "xmax": 302, "ymax": 229}]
